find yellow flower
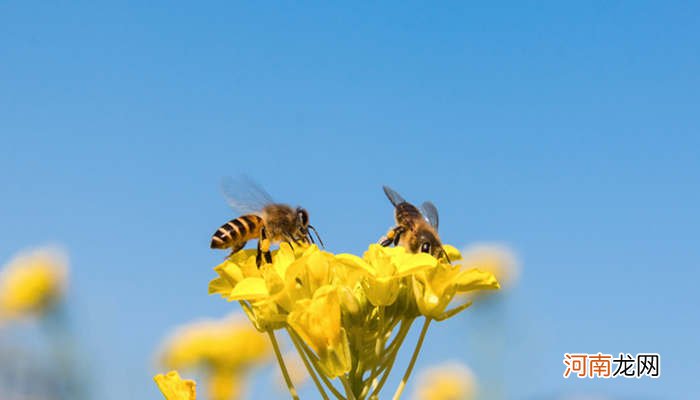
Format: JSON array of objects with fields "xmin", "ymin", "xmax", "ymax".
[
  {"xmin": 287, "ymin": 285, "xmax": 351, "ymax": 378},
  {"xmin": 158, "ymin": 314, "xmax": 269, "ymax": 400},
  {"xmin": 210, "ymin": 244, "xmax": 365, "ymax": 331},
  {"xmin": 412, "ymin": 259, "xmax": 499, "ymax": 320},
  {"xmin": 208, "ymin": 369, "xmax": 243, "ymax": 400},
  {"xmin": 154, "ymin": 371, "xmax": 196, "ymax": 400},
  {"xmin": 336, "ymin": 244, "xmax": 437, "ymax": 307},
  {"xmin": 0, "ymin": 247, "xmax": 67, "ymax": 321},
  {"xmin": 460, "ymin": 243, "xmax": 519, "ymax": 290},
  {"xmin": 208, "ymin": 249, "xmax": 263, "ymax": 301},
  {"xmin": 208, "ymin": 242, "xmax": 499, "ymax": 399},
  {"xmin": 209, "ymin": 244, "xmax": 306, "ymax": 330},
  {"xmin": 159, "ymin": 314, "xmax": 269, "ymax": 371},
  {"xmin": 412, "ymin": 362, "xmax": 476, "ymax": 400}
]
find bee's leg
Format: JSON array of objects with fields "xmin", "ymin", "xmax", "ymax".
[
  {"xmin": 300, "ymin": 230, "xmax": 314, "ymax": 245},
  {"xmin": 392, "ymin": 228, "xmax": 404, "ymax": 246},
  {"xmin": 380, "ymin": 227, "xmax": 403, "ymax": 247},
  {"xmin": 256, "ymin": 227, "xmax": 273, "ymax": 267},
  {"xmin": 255, "ymin": 241, "xmax": 263, "ymax": 266},
  {"xmin": 282, "ymin": 233, "xmax": 296, "ymax": 250}
]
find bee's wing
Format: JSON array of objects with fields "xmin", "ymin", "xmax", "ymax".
[
  {"xmin": 420, "ymin": 201, "xmax": 439, "ymax": 230},
  {"xmin": 382, "ymin": 186, "xmax": 406, "ymax": 208},
  {"xmin": 221, "ymin": 176, "xmax": 275, "ymax": 215}
]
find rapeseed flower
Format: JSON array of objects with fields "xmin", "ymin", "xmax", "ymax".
[
  {"xmin": 158, "ymin": 314, "xmax": 269, "ymax": 400},
  {"xmin": 0, "ymin": 247, "xmax": 67, "ymax": 321},
  {"xmin": 460, "ymin": 244, "xmax": 519, "ymax": 290},
  {"xmin": 412, "ymin": 362, "xmax": 476, "ymax": 400},
  {"xmin": 209, "ymin": 243, "xmax": 498, "ymax": 399},
  {"xmin": 154, "ymin": 371, "xmax": 196, "ymax": 400}
]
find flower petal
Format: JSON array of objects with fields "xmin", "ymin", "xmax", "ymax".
[
  {"xmin": 154, "ymin": 371, "xmax": 196, "ymax": 400},
  {"xmin": 392, "ymin": 252, "xmax": 438, "ymax": 276},
  {"xmin": 335, "ymin": 253, "xmax": 374, "ymax": 275},
  {"xmin": 453, "ymin": 269, "xmax": 500, "ymax": 292},
  {"xmin": 208, "ymin": 276, "xmax": 232, "ymax": 296},
  {"xmin": 228, "ymin": 277, "xmax": 269, "ymax": 301}
]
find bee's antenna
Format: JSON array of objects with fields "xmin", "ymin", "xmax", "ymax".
[
  {"xmin": 308, "ymin": 225, "xmax": 324, "ymax": 248},
  {"xmin": 305, "ymin": 230, "xmax": 315, "ymax": 244},
  {"xmin": 440, "ymin": 246, "xmax": 451, "ymax": 263}
]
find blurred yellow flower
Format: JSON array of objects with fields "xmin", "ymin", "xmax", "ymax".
[
  {"xmin": 0, "ymin": 247, "xmax": 67, "ymax": 321},
  {"xmin": 460, "ymin": 243, "xmax": 519, "ymax": 290},
  {"xmin": 412, "ymin": 362, "xmax": 476, "ymax": 400},
  {"xmin": 159, "ymin": 314, "xmax": 269, "ymax": 370},
  {"xmin": 158, "ymin": 314, "xmax": 270, "ymax": 400},
  {"xmin": 208, "ymin": 369, "xmax": 243, "ymax": 400},
  {"xmin": 154, "ymin": 370, "xmax": 196, "ymax": 400},
  {"xmin": 274, "ymin": 351, "xmax": 309, "ymax": 391}
]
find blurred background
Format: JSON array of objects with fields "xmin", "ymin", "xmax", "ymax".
[{"xmin": 1, "ymin": 1, "xmax": 698, "ymax": 399}]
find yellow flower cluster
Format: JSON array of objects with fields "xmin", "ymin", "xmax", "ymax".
[
  {"xmin": 209, "ymin": 243, "xmax": 498, "ymax": 400},
  {"xmin": 0, "ymin": 247, "xmax": 67, "ymax": 321},
  {"xmin": 158, "ymin": 314, "xmax": 270, "ymax": 400}
]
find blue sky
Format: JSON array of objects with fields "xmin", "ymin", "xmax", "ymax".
[{"xmin": 1, "ymin": 1, "xmax": 698, "ymax": 399}]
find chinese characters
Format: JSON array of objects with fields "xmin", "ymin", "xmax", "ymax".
[{"xmin": 563, "ymin": 353, "xmax": 659, "ymax": 379}]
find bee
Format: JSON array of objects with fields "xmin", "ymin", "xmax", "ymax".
[
  {"xmin": 379, "ymin": 186, "xmax": 449, "ymax": 261},
  {"xmin": 210, "ymin": 177, "xmax": 323, "ymax": 265}
]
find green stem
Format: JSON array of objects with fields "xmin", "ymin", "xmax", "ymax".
[
  {"xmin": 341, "ymin": 376, "xmax": 357, "ymax": 400},
  {"xmin": 391, "ymin": 318, "xmax": 431, "ymax": 400},
  {"xmin": 287, "ymin": 328, "xmax": 331, "ymax": 400},
  {"xmin": 291, "ymin": 330, "xmax": 347, "ymax": 400},
  {"xmin": 370, "ymin": 319, "xmax": 413, "ymax": 398},
  {"xmin": 267, "ymin": 330, "xmax": 300, "ymax": 400}
]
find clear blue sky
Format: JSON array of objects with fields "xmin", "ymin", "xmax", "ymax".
[{"xmin": 1, "ymin": 1, "xmax": 698, "ymax": 399}]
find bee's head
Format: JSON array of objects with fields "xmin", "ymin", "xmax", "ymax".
[
  {"xmin": 295, "ymin": 207, "xmax": 309, "ymax": 228},
  {"xmin": 295, "ymin": 207, "xmax": 324, "ymax": 247},
  {"xmin": 416, "ymin": 230, "xmax": 448, "ymax": 261}
]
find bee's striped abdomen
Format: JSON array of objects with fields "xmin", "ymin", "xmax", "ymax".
[{"xmin": 210, "ymin": 214, "xmax": 264, "ymax": 251}]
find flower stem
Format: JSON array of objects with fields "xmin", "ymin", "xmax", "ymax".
[
  {"xmin": 370, "ymin": 319, "xmax": 412, "ymax": 398},
  {"xmin": 267, "ymin": 329, "xmax": 299, "ymax": 400},
  {"xmin": 287, "ymin": 328, "xmax": 331, "ymax": 400},
  {"xmin": 341, "ymin": 376, "xmax": 357, "ymax": 400},
  {"xmin": 290, "ymin": 329, "xmax": 346, "ymax": 400},
  {"xmin": 391, "ymin": 318, "xmax": 431, "ymax": 400}
]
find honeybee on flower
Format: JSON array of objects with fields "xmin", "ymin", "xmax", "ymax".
[
  {"xmin": 205, "ymin": 183, "xmax": 501, "ymax": 400},
  {"xmin": 210, "ymin": 177, "xmax": 323, "ymax": 266}
]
